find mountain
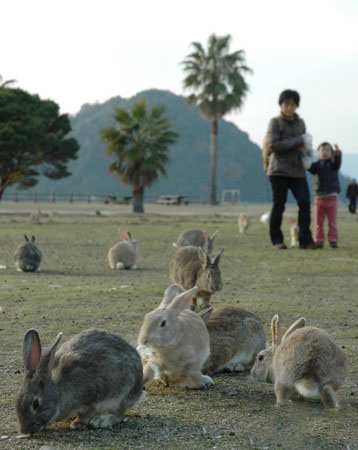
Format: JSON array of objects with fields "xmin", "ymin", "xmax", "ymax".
[
  {"xmin": 341, "ymin": 154, "xmax": 358, "ymax": 180},
  {"xmin": 8, "ymin": 89, "xmax": 353, "ymax": 203}
]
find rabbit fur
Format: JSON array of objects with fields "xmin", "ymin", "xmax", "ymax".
[
  {"xmin": 172, "ymin": 229, "xmax": 218, "ymax": 254},
  {"xmin": 238, "ymin": 214, "xmax": 250, "ymax": 233},
  {"xmin": 169, "ymin": 246, "xmax": 223, "ymax": 311},
  {"xmin": 108, "ymin": 230, "xmax": 138, "ymax": 269},
  {"xmin": 14, "ymin": 235, "xmax": 42, "ymax": 272},
  {"xmin": 251, "ymin": 315, "xmax": 347, "ymax": 408},
  {"xmin": 199, "ymin": 306, "xmax": 266, "ymax": 375},
  {"xmin": 137, "ymin": 285, "xmax": 214, "ymax": 389},
  {"xmin": 16, "ymin": 328, "xmax": 144, "ymax": 434},
  {"xmin": 289, "ymin": 218, "xmax": 299, "ymax": 248}
]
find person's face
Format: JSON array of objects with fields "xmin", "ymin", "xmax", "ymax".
[
  {"xmin": 280, "ymin": 99, "xmax": 297, "ymax": 118},
  {"xmin": 319, "ymin": 145, "xmax": 333, "ymax": 160}
]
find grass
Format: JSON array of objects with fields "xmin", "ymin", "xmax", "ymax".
[{"xmin": 0, "ymin": 202, "xmax": 357, "ymax": 449}]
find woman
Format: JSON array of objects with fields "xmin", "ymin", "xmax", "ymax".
[{"xmin": 266, "ymin": 89, "xmax": 318, "ymax": 249}]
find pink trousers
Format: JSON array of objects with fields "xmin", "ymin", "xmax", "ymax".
[{"xmin": 314, "ymin": 196, "xmax": 338, "ymax": 243}]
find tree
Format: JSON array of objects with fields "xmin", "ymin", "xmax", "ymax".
[
  {"xmin": 182, "ymin": 34, "xmax": 252, "ymax": 205},
  {"xmin": 0, "ymin": 87, "xmax": 79, "ymax": 200},
  {"xmin": 0, "ymin": 74, "xmax": 17, "ymax": 88},
  {"xmin": 101, "ymin": 100, "xmax": 179, "ymax": 213}
]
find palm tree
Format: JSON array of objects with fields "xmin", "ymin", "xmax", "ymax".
[
  {"xmin": 0, "ymin": 74, "xmax": 17, "ymax": 88},
  {"xmin": 101, "ymin": 100, "xmax": 179, "ymax": 213},
  {"xmin": 182, "ymin": 34, "xmax": 252, "ymax": 205}
]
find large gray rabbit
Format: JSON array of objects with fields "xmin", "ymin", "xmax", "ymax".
[
  {"xmin": 137, "ymin": 285, "xmax": 214, "ymax": 389},
  {"xmin": 14, "ymin": 235, "xmax": 42, "ymax": 272},
  {"xmin": 16, "ymin": 328, "xmax": 144, "ymax": 434},
  {"xmin": 251, "ymin": 315, "xmax": 347, "ymax": 409},
  {"xmin": 199, "ymin": 306, "xmax": 266, "ymax": 375},
  {"xmin": 169, "ymin": 246, "xmax": 223, "ymax": 311},
  {"xmin": 173, "ymin": 229, "xmax": 218, "ymax": 254}
]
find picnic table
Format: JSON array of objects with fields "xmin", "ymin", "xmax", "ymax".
[{"xmin": 156, "ymin": 195, "xmax": 190, "ymax": 206}]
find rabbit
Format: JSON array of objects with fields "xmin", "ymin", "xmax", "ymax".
[
  {"xmin": 173, "ymin": 229, "xmax": 219, "ymax": 254},
  {"xmin": 14, "ymin": 235, "xmax": 42, "ymax": 272},
  {"xmin": 30, "ymin": 209, "xmax": 42, "ymax": 224},
  {"xmin": 16, "ymin": 328, "xmax": 144, "ymax": 434},
  {"xmin": 289, "ymin": 218, "xmax": 299, "ymax": 248},
  {"xmin": 169, "ymin": 246, "xmax": 224, "ymax": 311},
  {"xmin": 238, "ymin": 214, "xmax": 251, "ymax": 233},
  {"xmin": 137, "ymin": 285, "xmax": 214, "ymax": 389},
  {"xmin": 199, "ymin": 306, "xmax": 266, "ymax": 375},
  {"xmin": 251, "ymin": 315, "xmax": 348, "ymax": 409},
  {"xmin": 260, "ymin": 211, "xmax": 270, "ymax": 224},
  {"xmin": 108, "ymin": 230, "xmax": 138, "ymax": 269}
]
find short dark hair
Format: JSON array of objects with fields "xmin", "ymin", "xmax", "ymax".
[
  {"xmin": 318, "ymin": 142, "xmax": 333, "ymax": 152},
  {"xmin": 278, "ymin": 89, "xmax": 300, "ymax": 107}
]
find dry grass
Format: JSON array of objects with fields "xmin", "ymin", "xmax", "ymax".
[{"xmin": 0, "ymin": 202, "xmax": 357, "ymax": 449}]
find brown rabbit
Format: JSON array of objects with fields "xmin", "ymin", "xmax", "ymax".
[
  {"xmin": 251, "ymin": 315, "xmax": 348, "ymax": 409},
  {"xmin": 199, "ymin": 306, "xmax": 266, "ymax": 375},
  {"xmin": 238, "ymin": 214, "xmax": 250, "ymax": 233},
  {"xmin": 169, "ymin": 246, "xmax": 223, "ymax": 311}
]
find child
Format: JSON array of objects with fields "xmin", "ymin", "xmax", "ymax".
[{"xmin": 308, "ymin": 142, "xmax": 342, "ymax": 248}]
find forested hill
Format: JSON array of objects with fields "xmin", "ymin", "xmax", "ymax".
[{"xmin": 18, "ymin": 89, "xmax": 351, "ymax": 203}]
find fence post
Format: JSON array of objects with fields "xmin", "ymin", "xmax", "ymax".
[
  {"xmin": 14, "ymin": 191, "xmax": 18, "ymax": 202},
  {"xmin": 88, "ymin": 194, "xmax": 91, "ymax": 204},
  {"xmin": 52, "ymin": 193, "xmax": 56, "ymax": 203},
  {"xmin": 69, "ymin": 192, "xmax": 73, "ymax": 203},
  {"xmin": 33, "ymin": 192, "xmax": 38, "ymax": 203}
]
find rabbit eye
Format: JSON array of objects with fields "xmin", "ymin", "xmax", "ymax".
[
  {"xmin": 160, "ymin": 320, "xmax": 166, "ymax": 327},
  {"xmin": 32, "ymin": 399, "xmax": 40, "ymax": 410},
  {"xmin": 206, "ymin": 273, "xmax": 211, "ymax": 279},
  {"xmin": 258, "ymin": 355, "xmax": 264, "ymax": 361}
]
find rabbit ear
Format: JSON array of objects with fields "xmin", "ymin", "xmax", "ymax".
[
  {"xmin": 119, "ymin": 230, "xmax": 129, "ymax": 240},
  {"xmin": 160, "ymin": 284, "xmax": 183, "ymax": 308},
  {"xmin": 213, "ymin": 248, "xmax": 224, "ymax": 266},
  {"xmin": 210, "ymin": 230, "xmax": 219, "ymax": 240},
  {"xmin": 198, "ymin": 306, "xmax": 214, "ymax": 324},
  {"xmin": 271, "ymin": 315, "xmax": 282, "ymax": 346},
  {"xmin": 23, "ymin": 329, "xmax": 42, "ymax": 373},
  {"xmin": 282, "ymin": 317, "xmax": 306, "ymax": 341},
  {"xmin": 37, "ymin": 332, "xmax": 63, "ymax": 374},
  {"xmin": 198, "ymin": 247, "xmax": 210, "ymax": 267},
  {"xmin": 24, "ymin": 235, "xmax": 29, "ymax": 242},
  {"xmin": 31, "ymin": 236, "xmax": 36, "ymax": 243},
  {"xmin": 168, "ymin": 286, "xmax": 198, "ymax": 312},
  {"xmin": 127, "ymin": 231, "xmax": 132, "ymax": 240}
]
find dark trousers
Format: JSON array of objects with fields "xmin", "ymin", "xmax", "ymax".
[
  {"xmin": 269, "ymin": 176, "xmax": 313, "ymax": 246},
  {"xmin": 348, "ymin": 197, "xmax": 357, "ymax": 214}
]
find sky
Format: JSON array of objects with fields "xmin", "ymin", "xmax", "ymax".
[{"xmin": 2, "ymin": 0, "xmax": 358, "ymax": 158}]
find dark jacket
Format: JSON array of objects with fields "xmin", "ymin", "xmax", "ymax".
[
  {"xmin": 346, "ymin": 182, "xmax": 358, "ymax": 199},
  {"xmin": 266, "ymin": 113, "xmax": 306, "ymax": 178},
  {"xmin": 308, "ymin": 153, "xmax": 341, "ymax": 196}
]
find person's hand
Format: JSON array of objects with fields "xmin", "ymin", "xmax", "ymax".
[{"xmin": 334, "ymin": 144, "xmax": 341, "ymax": 154}]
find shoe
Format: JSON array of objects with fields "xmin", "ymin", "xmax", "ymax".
[
  {"xmin": 299, "ymin": 242, "xmax": 320, "ymax": 250},
  {"xmin": 315, "ymin": 242, "xmax": 324, "ymax": 248},
  {"xmin": 273, "ymin": 243, "xmax": 287, "ymax": 250},
  {"xmin": 329, "ymin": 242, "xmax": 338, "ymax": 248}
]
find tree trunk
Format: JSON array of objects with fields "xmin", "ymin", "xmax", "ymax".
[
  {"xmin": 210, "ymin": 119, "xmax": 219, "ymax": 205},
  {"xmin": 132, "ymin": 186, "xmax": 144, "ymax": 213}
]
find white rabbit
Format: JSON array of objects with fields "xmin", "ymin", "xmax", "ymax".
[
  {"xmin": 173, "ymin": 229, "xmax": 218, "ymax": 254},
  {"xmin": 16, "ymin": 328, "xmax": 144, "ymax": 434},
  {"xmin": 251, "ymin": 315, "xmax": 347, "ymax": 409},
  {"xmin": 14, "ymin": 235, "xmax": 42, "ymax": 272},
  {"xmin": 260, "ymin": 211, "xmax": 270, "ymax": 224},
  {"xmin": 108, "ymin": 230, "xmax": 138, "ymax": 269},
  {"xmin": 137, "ymin": 285, "xmax": 214, "ymax": 389},
  {"xmin": 199, "ymin": 306, "xmax": 266, "ymax": 375}
]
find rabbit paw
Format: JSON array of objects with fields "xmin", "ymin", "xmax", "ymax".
[{"xmin": 89, "ymin": 414, "xmax": 124, "ymax": 429}]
